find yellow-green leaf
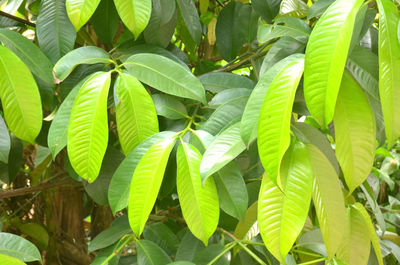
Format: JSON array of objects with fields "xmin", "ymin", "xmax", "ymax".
[{"xmin": 66, "ymin": 0, "xmax": 101, "ymax": 31}]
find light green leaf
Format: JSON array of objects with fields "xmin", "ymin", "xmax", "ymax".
[
  {"xmin": 200, "ymin": 122, "xmax": 246, "ymax": 182},
  {"xmin": 258, "ymin": 141, "xmax": 313, "ymax": 262},
  {"xmin": 66, "ymin": 0, "xmax": 101, "ymax": 31},
  {"xmin": 67, "ymin": 72, "xmax": 111, "ymax": 183},
  {"xmin": 125, "ymin": 53, "xmax": 206, "ymax": 104},
  {"xmin": 199, "ymin": 72, "xmax": 254, "ymax": 93},
  {"xmin": 0, "ymin": 29, "xmax": 54, "ymax": 86},
  {"xmin": 128, "ymin": 136, "xmax": 176, "ymax": 236},
  {"xmin": 152, "ymin": 94, "xmax": 188, "ymax": 120},
  {"xmin": 36, "ymin": 0, "xmax": 77, "ymax": 64},
  {"xmin": 53, "ymin": 46, "xmax": 111, "ymax": 82},
  {"xmin": 113, "ymin": 0, "xmax": 152, "ymax": 39},
  {"xmin": 108, "ymin": 131, "xmax": 175, "ymax": 215},
  {"xmin": 279, "ymin": 0, "xmax": 309, "ymax": 18},
  {"xmin": 177, "ymin": 142, "xmax": 219, "ymax": 246},
  {"xmin": 234, "ymin": 201, "xmax": 258, "ymax": 241},
  {"xmin": 308, "ymin": 144, "xmax": 346, "ymax": 258},
  {"xmin": 176, "ymin": 0, "xmax": 202, "ymax": 45},
  {"xmin": 0, "ymin": 232, "xmax": 41, "ymax": 263},
  {"xmin": 0, "ymin": 116, "xmax": 10, "ymax": 164},
  {"xmin": 137, "ymin": 240, "xmax": 172, "ymax": 265},
  {"xmin": 115, "ymin": 72, "xmax": 159, "ymax": 155},
  {"xmin": 334, "ymin": 71, "xmax": 376, "ymax": 194},
  {"xmin": 0, "ymin": 46, "xmax": 42, "ymax": 144},
  {"xmin": 257, "ymin": 55, "xmax": 304, "ymax": 185},
  {"xmin": 304, "ymin": 0, "xmax": 363, "ymax": 127},
  {"xmin": 0, "ymin": 254, "xmax": 26, "ymax": 265},
  {"xmin": 376, "ymin": 0, "xmax": 400, "ymax": 147},
  {"xmin": 241, "ymin": 53, "xmax": 304, "ymax": 146}
]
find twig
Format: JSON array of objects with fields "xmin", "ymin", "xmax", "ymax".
[{"xmin": 0, "ymin": 11, "xmax": 36, "ymax": 27}]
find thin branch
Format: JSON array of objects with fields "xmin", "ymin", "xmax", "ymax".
[{"xmin": 0, "ymin": 11, "xmax": 36, "ymax": 27}]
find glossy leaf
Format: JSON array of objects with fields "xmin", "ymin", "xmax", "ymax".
[
  {"xmin": 304, "ymin": 0, "xmax": 363, "ymax": 127},
  {"xmin": 0, "ymin": 116, "xmax": 10, "ymax": 164},
  {"xmin": 234, "ymin": 202, "xmax": 258, "ymax": 240},
  {"xmin": 152, "ymin": 94, "xmax": 188, "ymax": 120},
  {"xmin": 258, "ymin": 141, "xmax": 313, "ymax": 262},
  {"xmin": 125, "ymin": 53, "xmax": 206, "ymax": 104},
  {"xmin": 0, "ymin": 254, "xmax": 26, "ymax": 265},
  {"xmin": 66, "ymin": 0, "xmax": 101, "ymax": 31},
  {"xmin": 53, "ymin": 46, "xmax": 111, "ymax": 82},
  {"xmin": 113, "ymin": 0, "xmax": 152, "ymax": 39},
  {"xmin": 115, "ymin": 72, "xmax": 159, "ymax": 155},
  {"xmin": 176, "ymin": 0, "xmax": 201, "ymax": 45},
  {"xmin": 67, "ymin": 72, "xmax": 111, "ymax": 182},
  {"xmin": 200, "ymin": 122, "xmax": 246, "ymax": 182},
  {"xmin": 177, "ymin": 142, "xmax": 219, "ymax": 245},
  {"xmin": 128, "ymin": 136, "xmax": 176, "ymax": 236},
  {"xmin": 334, "ymin": 71, "xmax": 376, "ymax": 193},
  {"xmin": 137, "ymin": 240, "xmax": 172, "ymax": 265},
  {"xmin": 0, "ymin": 232, "xmax": 41, "ymax": 262},
  {"xmin": 257, "ymin": 55, "xmax": 304, "ymax": 185},
  {"xmin": 0, "ymin": 46, "xmax": 42, "ymax": 143},
  {"xmin": 36, "ymin": 0, "xmax": 76, "ymax": 64},
  {"xmin": 376, "ymin": 0, "xmax": 400, "ymax": 147},
  {"xmin": 308, "ymin": 144, "xmax": 346, "ymax": 258},
  {"xmin": 279, "ymin": 0, "xmax": 308, "ymax": 18}
]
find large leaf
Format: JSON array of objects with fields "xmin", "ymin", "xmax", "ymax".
[
  {"xmin": 376, "ymin": 0, "xmax": 400, "ymax": 147},
  {"xmin": 66, "ymin": 0, "xmax": 101, "ymax": 31},
  {"xmin": 308, "ymin": 144, "xmax": 346, "ymax": 258},
  {"xmin": 241, "ymin": 53, "xmax": 304, "ymax": 146},
  {"xmin": 303, "ymin": 0, "xmax": 363, "ymax": 127},
  {"xmin": 0, "ymin": 254, "xmax": 25, "ymax": 265},
  {"xmin": 115, "ymin": 72, "xmax": 159, "ymax": 155},
  {"xmin": 53, "ymin": 46, "xmax": 111, "ymax": 82},
  {"xmin": 177, "ymin": 142, "xmax": 219, "ymax": 245},
  {"xmin": 175, "ymin": 230, "xmax": 205, "ymax": 261},
  {"xmin": 137, "ymin": 240, "xmax": 172, "ymax": 265},
  {"xmin": 234, "ymin": 202, "xmax": 258, "ymax": 240},
  {"xmin": 90, "ymin": 0, "xmax": 119, "ymax": 45},
  {"xmin": 258, "ymin": 141, "xmax": 313, "ymax": 263},
  {"xmin": 200, "ymin": 122, "xmax": 246, "ymax": 182},
  {"xmin": 251, "ymin": 0, "xmax": 281, "ymax": 23},
  {"xmin": 108, "ymin": 131, "xmax": 176, "ymax": 214},
  {"xmin": 0, "ymin": 233, "xmax": 41, "ymax": 263},
  {"xmin": 143, "ymin": 223, "xmax": 179, "ymax": 255},
  {"xmin": 279, "ymin": 0, "xmax": 308, "ymax": 18},
  {"xmin": 0, "ymin": 29, "xmax": 54, "ymax": 86},
  {"xmin": 208, "ymin": 88, "xmax": 251, "ymax": 108},
  {"xmin": 0, "ymin": 116, "xmax": 10, "ymax": 164},
  {"xmin": 125, "ymin": 53, "xmax": 206, "ymax": 104},
  {"xmin": 257, "ymin": 55, "xmax": 304, "ymax": 185},
  {"xmin": 199, "ymin": 72, "xmax": 254, "ymax": 93},
  {"xmin": 152, "ymin": 94, "xmax": 188, "ymax": 120},
  {"xmin": 257, "ymin": 17, "xmax": 311, "ymax": 44},
  {"xmin": 113, "ymin": 0, "xmax": 152, "ymax": 39},
  {"xmin": 333, "ymin": 71, "xmax": 376, "ymax": 193},
  {"xmin": 48, "ymin": 77, "xmax": 88, "ymax": 158},
  {"xmin": 176, "ymin": 0, "xmax": 201, "ymax": 45},
  {"xmin": 128, "ymin": 136, "xmax": 176, "ymax": 236},
  {"xmin": 0, "ymin": 46, "xmax": 42, "ymax": 144},
  {"xmin": 36, "ymin": 0, "xmax": 77, "ymax": 64},
  {"xmin": 67, "ymin": 72, "xmax": 111, "ymax": 182}
]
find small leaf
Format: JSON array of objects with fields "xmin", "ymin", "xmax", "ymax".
[
  {"xmin": 67, "ymin": 72, "xmax": 111, "ymax": 182},
  {"xmin": 251, "ymin": 0, "xmax": 280, "ymax": 23},
  {"xmin": 0, "ymin": 232, "xmax": 42, "ymax": 263},
  {"xmin": 113, "ymin": 0, "xmax": 152, "ymax": 39},
  {"xmin": 152, "ymin": 94, "xmax": 188, "ymax": 120},
  {"xmin": 136, "ymin": 240, "xmax": 172, "ymax": 265},
  {"xmin": 128, "ymin": 136, "xmax": 176, "ymax": 236},
  {"xmin": 115, "ymin": 72, "xmax": 159, "ymax": 155},
  {"xmin": 257, "ymin": 55, "xmax": 304, "ymax": 185},
  {"xmin": 0, "ymin": 254, "xmax": 26, "ymax": 265},
  {"xmin": 0, "ymin": 46, "xmax": 42, "ymax": 143},
  {"xmin": 307, "ymin": 0, "xmax": 334, "ymax": 19},
  {"xmin": 279, "ymin": 0, "xmax": 309, "ymax": 18},
  {"xmin": 176, "ymin": 0, "xmax": 202, "ymax": 45},
  {"xmin": 91, "ymin": 0, "xmax": 119, "ymax": 45},
  {"xmin": 0, "ymin": 116, "xmax": 10, "ymax": 164},
  {"xmin": 125, "ymin": 53, "xmax": 206, "ymax": 104},
  {"xmin": 257, "ymin": 17, "xmax": 311, "ymax": 44},
  {"xmin": 234, "ymin": 201, "xmax": 258, "ymax": 240},
  {"xmin": 66, "ymin": 0, "xmax": 101, "ymax": 31}
]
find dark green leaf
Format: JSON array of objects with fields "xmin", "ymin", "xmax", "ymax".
[{"xmin": 176, "ymin": 0, "xmax": 201, "ymax": 44}]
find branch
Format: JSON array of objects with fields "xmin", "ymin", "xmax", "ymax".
[{"xmin": 0, "ymin": 11, "xmax": 36, "ymax": 27}]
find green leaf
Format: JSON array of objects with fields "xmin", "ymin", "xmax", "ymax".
[
  {"xmin": 0, "ymin": 29, "xmax": 54, "ymax": 86},
  {"xmin": 257, "ymin": 17, "xmax": 311, "ymax": 44},
  {"xmin": 214, "ymin": 162, "xmax": 248, "ymax": 221},
  {"xmin": 0, "ymin": 46, "xmax": 42, "ymax": 144},
  {"xmin": 0, "ymin": 232, "xmax": 42, "ymax": 263},
  {"xmin": 200, "ymin": 122, "xmax": 246, "ymax": 182},
  {"xmin": 199, "ymin": 72, "xmax": 254, "ymax": 93},
  {"xmin": 303, "ymin": 0, "xmax": 363, "ymax": 127},
  {"xmin": 279, "ymin": 0, "xmax": 309, "ymax": 18},
  {"xmin": 108, "ymin": 131, "xmax": 175, "ymax": 214},
  {"xmin": 241, "ymin": 53, "xmax": 304, "ymax": 146},
  {"xmin": 258, "ymin": 141, "xmax": 313, "ymax": 262},
  {"xmin": 334, "ymin": 71, "xmax": 376, "ymax": 193},
  {"xmin": 176, "ymin": 0, "xmax": 201, "ymax": 45},
  {"xmin": 53, "ymin": 46, "xmax": 111, "ymax": 82},
  {"xmin": 48, "ymin": 77, "xmax": 88, "ymax": 158},
  {"xmin": 67, "ymin": 72, "xmax": 111, "ymax": 182},
  {"xmin": 308, "ymin": 144, "xmax": 346, "ymax": 258},
  {"xmin": 337, "ymin": 206, "xmax": 371, "ymax": 265},
  {"xmin": 136, "ymin": 240, "xmax": 172, "ymax": 265},
  {"xmin": 209, "ymin": 88, "xmax": 251, "ymax": 108},
  {"xmin": 152, "ymin": 94, "xmax": 188, "ymax": 120},
  {"xmin": 125, "ymin": 53, "xmax": 206, "ymax": 104},
  {"xmin": 0, "ymin": 254, "xmax": 26, "ymax": 265},
  {"xmin": 128, "ymin": 136, "xmax": 176, "ymax": 236},
  {"xmin": 115, "ymin": 72, "xmax": 159, "ymax": 155},
  {"xmin": 36, "ymin": 0, "xmax": 77, "ymax": 64},
  {"xmin": 0, "ymin": 116, "xmax": 10, "ymax": 164},
  {"xmin": 376, "ymin": 0, "xmax": 400, "ymax": 147},
  {"xmin": 90, "ymin": 0, "xmax": 119, "ymax": 45},
  {"xmin": 113, "ymin": 0, "xmax": 152, "ymax": 39},
  {"xmin": 143, "ymin": 223, "xmax": 180, "ymax": 255},
  {"xmin": 66, "ymin": 0, "xmax": 101, "ymax": 31},
  {"xmin": 257, "ymin": 55, "xmax": 304, "ymax": 185},
  {"xmin": 251, "ymin": 0, "xmax": 280, "ymax": 23},
  {"xmin": 177, "ymin": 142, "xmax": 219, "ymax": 245},
  {"xmin": 176, "ymin": 230, "xmax": 205, "ymax": 261},
  {"xmin": 234, "ymin": 201, "xmax": 258, "ymax": 240},
  {"xmin": 307, "ymin": 0, "xmax": 334, "ymax": 19}
]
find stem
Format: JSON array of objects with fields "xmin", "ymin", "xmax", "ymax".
[
  {"xmin": 291, "ymin": 249, "xmax": 324, "ymax": 258},
  {"xmin": 297, "ymin": 257, "xmax": 326, "ymax": 265},
  {"xmin": 206, "ymin": 242, "xmax": 237, "ymax": 265},
  {"xmin": 0, "ymin": 11, "xmax": 36, "ymax": 27},
  {"xmin": 100, "ymin": 235, "xmax": 135, "ymax": 265}
]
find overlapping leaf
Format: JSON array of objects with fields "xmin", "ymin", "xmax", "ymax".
[{"xmin": 66, "ymin": 0, "xmax": 101, "ymax": 31}]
